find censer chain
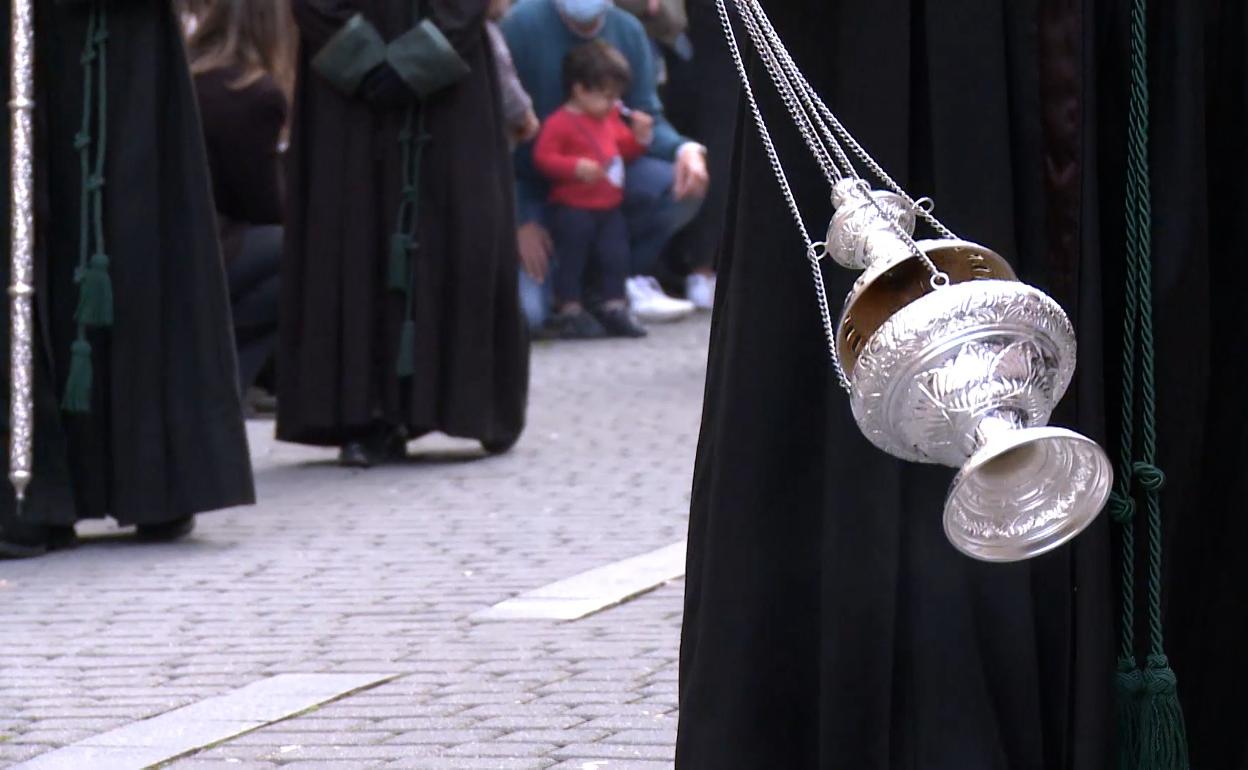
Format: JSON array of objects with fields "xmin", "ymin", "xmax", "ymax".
[
  {"xmin": 716, "ymin": 0, "xmax": 850, "ymax": 390},
  {"xmin": 735, "ymin": 0, "xmax": 954, "ymax": 289},
  {"xmin": 741, "ymin": 0, "xmax": 957, "ymax": 242}
]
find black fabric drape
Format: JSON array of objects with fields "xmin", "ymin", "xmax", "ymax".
[
  {"xmin": 0, "ymin": 0, "xmax": 254, "ymax": 527},
  {"xmin": 676, "ymin": 1, "xmax": 1113, "ymax": 767},
  {"xmin": 279, "ymin": 0, "xmax": 528, "ymax": 448}
]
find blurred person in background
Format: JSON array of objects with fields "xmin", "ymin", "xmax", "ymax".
[
  {"xmin": 532, "ymin": 40, "xmax": 652, "ymax": 339},
  {"xmin": 503, "ymin": 0, "xmax": 710, "ymax": 329},
  {"xmin": 281, "ymin": 0, "xmax": 528, "ymax": 467},
  {"xmin": 652, "ymin": 0, "xmax": 731, "ymax": 310},
  {"xmin": 188, "ymin": 0, "xmax": 296, "ymax": 413},
  {"xmin": 615, "ymin": 0, "xmax": 687, "ymax": 93},
  {"xmin": 0, "ymin": 0, "xmax": 255, "ymax": 558},
  {"xmin": 487, "ymin": 0, "xmax": 540, "ymax": 148},
  {"xmin": 179, "ymin": 0, "xmax": 210, "ymax": 34}
]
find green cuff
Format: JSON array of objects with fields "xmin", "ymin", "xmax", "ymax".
[
  {"xmin": 311, "ymin": 14, "xmax": 387, "ymax": 96},
  {"xmin": 386, "ymin": 20, "xmax": 471, "ymax": 99}
]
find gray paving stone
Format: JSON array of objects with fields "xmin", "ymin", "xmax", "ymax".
[
  {"xmin": 165, "ymin": 761, "xmax": 280, "ymax": 769},
  {"xmin": 443, "ymin": 741, "xmax": 562, "ymax": 757},
  {"xmin": 547, "ymin": 761, "xmax": 673, "ymax": 770},
  {"xmin": 386, "ymin": 759, "xmax": 554, "ymax": 770},
  {"xmin": 607, "ymin": 729, "xmax": 679, "ymax": 745},
  {"xmin": 476, "ymin": 716, "xmax": 588, "ymax": 730},
  {"xmin": 383, "ymin": 729, "xmax": 501, "ymax": 745},
  {"xmin": 497, "ymin": 729, "xmax": 611, "ymax": 744},
  {"xmin": 552, "ymin": 741, "xmax": 676, "ymax": 760},
  {"xmin": 0, "ymin": 319, "xmax": 709, "ymax": 768}
]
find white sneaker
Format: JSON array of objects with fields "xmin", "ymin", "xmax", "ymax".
[
  {"xmin": 626, "ymin": 276, "xmax": 695, "ymax": 323},
  {"xmin": 685, "ymin": 272, "xmax": 716, "ymax": 311}
]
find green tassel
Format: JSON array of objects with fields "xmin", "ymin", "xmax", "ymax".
[
  {"xmin": 75, "ymin": 252, "xmax": 113, "ymax": 327},
  {"xmin": 396, "ymin": 319, "xmax": 416, "ymax": 378},
  {"xmin": 388, "ymin": 234, "xmax": 410, "ymax": 293},
  {"xmin": 1137, "ymin": 655, "xmax": 1189, "ymax": 770},
  {"xmin": 61, "ymin": 338, "xmax": 94, "ymax": 414},
  {"xmin": 1116, "ymin": 658, "xmax": 1144, "ymax": 770}
]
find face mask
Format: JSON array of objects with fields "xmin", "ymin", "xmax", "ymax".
[{"xmin": 554, "ymin": 0, "xmax": 611, "ymax": 26}]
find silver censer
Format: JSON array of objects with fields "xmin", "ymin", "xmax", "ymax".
[
  {"xmin": 719, "ymin": 0, "xmax": 1113, "ymax": 561},
  {"xmin": 826, "ymin": 180, "xmax": 1113, "ymax": 561}
]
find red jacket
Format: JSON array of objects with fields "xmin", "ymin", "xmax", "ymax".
[{"xmin": 532, "ymin": 105, "xmax": 647, "ymax": 210}]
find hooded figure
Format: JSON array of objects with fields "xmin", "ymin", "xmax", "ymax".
[
  {"xmin": 1, "ymin": 0, "xmax": 255, "ymax": 558},
  {"xmin": 279, "ymin": 0, "xmax": 529, "ymax": 465}
]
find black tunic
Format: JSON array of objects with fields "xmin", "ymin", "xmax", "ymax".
[
  {"xmin": 0, "ymin": 0, "xmax": 255, "ymax": 526},
  {"xmin": 676, "ymin": 1, "xmax": 1112, "ymax": 767},
  {"xmin": 279, "ymin": 0, "xmax": 529, "ymax": 448},
  {"xmin": 677, "ymin": 0, "xmax": 1248, "ymax": 767}
]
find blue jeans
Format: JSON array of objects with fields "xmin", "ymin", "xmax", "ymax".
[{"xmin": 519, "ymin": 157, "xmax": 703, "ymax": 329}]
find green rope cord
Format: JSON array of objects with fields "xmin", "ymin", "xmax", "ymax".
[
  {"xmin": 391, "ymin": 0, "xmax": 429, "ymax": 380},
  {"xmin": 1114, "ymin": 0, "xmax": 1189, "ymax": 766},
  {"xmin": 63, "ymin": 3, "xmax": 111, "ymax": 414},
  {"xmin": 393, "ymin": 109, "xmax": 429, "ymax": 379}
]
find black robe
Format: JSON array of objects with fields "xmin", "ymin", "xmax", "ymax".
[
  {"xmin": 279, "ymin": 0, "xmax": 528, "ymax": 449},
  {"xmin": 677, "ymin": 0, "xmax": 1248, "ymax": 767},
  {"xmin": 0, "ymin": 0, "xmax": 255, "ymax": 528}
]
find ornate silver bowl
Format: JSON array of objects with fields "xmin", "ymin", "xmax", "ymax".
[{"xmin": 828, "ymin": 180, "xmax": 1113, "ymax": 561}]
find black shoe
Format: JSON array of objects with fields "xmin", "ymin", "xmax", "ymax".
[
  {"xmin": 339, "ymin": 441, "xmax": 376, "ymax": 468},
  {"xmin": 243, "ymin": 387, "xmax": 277, "ymax": 418},
  {"xmin": 136, "ymin": 516, "xmax": 196, "ymax": 543},
  {"xmin": 549, "ymin": 309, "xmax": 607, "ymax": 340},
  {"xmin": 481, "ymin": 435, "xmax": 519, "ymax": 455},
  {"xmin": 0, "ymin": 521, "xmax": 77, "ymax": 560},
  {"xmin": 592, "ymin": 304, "xmax": 648, "ymax": 338},
  {"xmin": 339, "ymin": 427, "xmax": 407, "ymax": 468}
]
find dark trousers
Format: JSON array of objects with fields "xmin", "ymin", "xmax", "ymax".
[
  {"xmin": 549, "ymin": 205, "xmax": 629, "ymax": 307},
  {"xmin": 228, "ymin": 224, "xmax": 281, "ymax": 392}
]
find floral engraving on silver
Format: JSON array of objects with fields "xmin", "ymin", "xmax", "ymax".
[
  {"xmin": 831, "ymin": 212, "xmax": 1113, "ymax": 562},
  {"xmin": 825, "ymin": 179, "xmax": 916, "ymax": 270}
]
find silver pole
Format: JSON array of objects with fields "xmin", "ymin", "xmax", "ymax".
[{"xmin": 8, "ymin": 0, "xmax": 35, "ymax": 502}]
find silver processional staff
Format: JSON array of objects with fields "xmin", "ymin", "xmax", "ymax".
[{"xmin": 8, "ymin": 0, "xmax": 36, "ymax": 504}]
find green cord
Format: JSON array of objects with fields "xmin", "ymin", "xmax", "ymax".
[
  {"xmin": 63, "ymin": 2, "xmax": 112, "ymax": 414},
  {"xmin": 1111, "ymin": 0, "xmax": 1189, "ymax": 766},
  {"xmin": 390, "ymin": 0, "xmax": 430, "ymax": 380}
]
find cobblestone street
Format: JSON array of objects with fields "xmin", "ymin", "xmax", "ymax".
[{"xmin": 0, "ymin": 318, "xmax": 711, "ymax": 769}]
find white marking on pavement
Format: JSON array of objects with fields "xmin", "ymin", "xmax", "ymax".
[
  {"xmin": 12, "ymin": 673, "xmax": 396, "ymax": 770},
  {"xmin": 473, "ymin": 540, "xmax": 686, "ymax": 621}
]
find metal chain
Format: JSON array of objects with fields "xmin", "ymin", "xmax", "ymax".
[
  {"xmin": 743, "ymin": 2, "xmax": 957, "ymax": 240},
  {"xmin": 732, "ymin": 0, "xmax": 848, "ymax": 185},
  {"xmin": 726, "ymin": 0, "xmax": 949, "ymax": 286},
  {"xmin": 715, "ymin": 0, "xmax": 849, "ymax": 390},
  {"xmin": 734, "ymin": 0, "xmax": 855, "ymax": 180}
]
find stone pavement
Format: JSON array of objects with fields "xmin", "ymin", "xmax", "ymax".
[{"xmin": 0, "ymin": 316, "xmax": 712, "ymax": 769}]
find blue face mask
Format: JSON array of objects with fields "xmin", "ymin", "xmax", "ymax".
[{"xmin": 554, "ymin": 0, "xmax": 612, "ymax": 26}]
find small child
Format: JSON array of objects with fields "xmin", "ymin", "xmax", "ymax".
[
  {"xmin": 532, "ymin": 40, "xmax": 653, "ymax": 339},
  {"xmin": 486, "ymin": 0, "xmax": 540, "ymax": 146}
]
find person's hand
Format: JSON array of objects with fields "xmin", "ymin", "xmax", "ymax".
[
  {"xmin": 673, "ymin": 142, "xmax": 710, "ymax": 201},
  {"xmin": 359, "ymin": 64, "xmax": 413, "ymax": 109},
  {"xmin": 629, "ymin": 110, "xmax": 654, "ymax": 146},
  {"xmin": 517, "ymin": 222, "xmax": 553, "ymax": 283},
  {"xmin": 514, "ymin": 111, "xmax": 541, "ymax": 144},
  {"xmin": 646, "ymin": 0, "xmax": 661, "ymax": 14},
  {"xmin": 575, "ymin": 158, "xmax": 606, "ymax": 183}
]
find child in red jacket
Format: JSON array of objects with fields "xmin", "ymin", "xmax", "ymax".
[{"xmin": 532, "ymin": 40, "xmax": 654, "ymax": 339}]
